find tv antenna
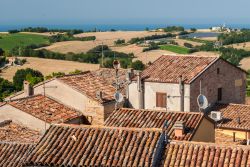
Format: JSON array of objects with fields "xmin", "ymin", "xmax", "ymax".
[{"xmin": 113, "ymin": 60, "xmax": 123, "ymax": 110}]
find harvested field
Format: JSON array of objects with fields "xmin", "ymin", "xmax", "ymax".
[
  {"xmin": 226, "ymin": 42, "xmax": 250, "ymax": 51},
  {"xmin": 42, "ymin": 31, "xmax": 165, "ymax": 54},
  {"xmin": 174, "ymin": 39, "xmax": 202, "ymax": 47},
  {"xmin": 133, "ymin": 50, "xmax": 175, "ymax": 64},
  {"xmin": 240, "ymin": 57, "xmax": 250, "ymax": 71},
  {"xmin": 1, "ymin": 57, "xmax": 99, "ymax": 81},
  {"xmin": 191, "ymin": 51, "xmax": 219, "ymax": 57}
]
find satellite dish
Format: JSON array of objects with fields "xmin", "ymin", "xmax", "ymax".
[
  {"xmin": 197, "ymin": 94, "xmax": 208, "ymax": 109},
  {"xmin": 114, "ymin": 92, "xmax": 123, "ymax": 103}
]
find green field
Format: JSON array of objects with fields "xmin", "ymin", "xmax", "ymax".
[
  {"xmin": 160, "ymin": 45, "xmax": 190, "ymax": 54},
  {"xmin": 0, "ymin": 33, "xmax": 50, "ymax": 52}
]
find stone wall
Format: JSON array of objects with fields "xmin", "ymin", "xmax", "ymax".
[{"xmin": 190, "ymin": 59, "xmax": 246, "ymax": 112}]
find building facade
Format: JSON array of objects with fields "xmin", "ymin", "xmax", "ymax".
[{"xmin": 129, "ymin": 55, "xmax": 246, "ymax": 112}]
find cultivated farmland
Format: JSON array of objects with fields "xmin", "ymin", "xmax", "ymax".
[
  {"xmin": 0, "ymin": 33, "xmax": 50, "ymax": 52},
  {"xmin": 0, "ymin": 57, "xmax": 99, "ymax": 81}
]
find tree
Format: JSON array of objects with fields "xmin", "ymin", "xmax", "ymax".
[
  {"xmin": 131, "ymin": 60, "xmax": 145, "ymax": 71},
  {"xmin": 190, "ymin": 28, "xmax": 197, "ymax": 32},
  {"xmin": 0, "ymin": 78, "xmax": 15, "ymax": 101},
  {"xmin": 13, "ymin": 68, "xmax": 44, "ymax": 91},
  {"xmin": 0, "ymin": 48, "xmax": 4, "ymax": 56}
]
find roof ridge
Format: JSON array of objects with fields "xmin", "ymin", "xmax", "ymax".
[
  {"xmin": 8, "ymin": 94, "xmax": 43, "ymax": 102},
  {"xmin": 170, "ymin": 140, "xmax": 250, "ymax": 149},
  {"xmin": 118, "ymin": 108, "xmax": 204, "ymax": 115},
  {"xmin": 56, "ymin": 70, "xmax": 91, "ymax": 79},
  {"xmin": 216, "ymin": 102, "xmax": 250, "ymax": 107},
  {"xmin": 162, "ymin": 54, "xmax": 219, "ymax": 58},
  {"xmin": 52, "ymin": 124, "xmax": 162, "ymax": 132}
]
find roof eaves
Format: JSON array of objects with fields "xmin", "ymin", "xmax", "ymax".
[{"xmin": 189, "ymin": 57, "xmax": 220, "ymax": 84}]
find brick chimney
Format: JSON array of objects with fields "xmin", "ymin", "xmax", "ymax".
[
  {"xmin": 23, "ymin": 81, "xmax": 34, "ymax": 97},
  {"xmin": 96, "ymin": 91, "xmax": 103, "ymax": 100},
  {"xmin": 174, "ymin": 121, "xmax": 185, "ymax": 137}
]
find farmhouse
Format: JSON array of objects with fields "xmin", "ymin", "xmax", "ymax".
[
  {"xmin": 105, "ymin": 108, "xmax": 215, "ymax": 142},
  {"xmin": 210, "ymin": 103, "xmax": 250, "ymax": 145},
  {"xmin": 6, "ymin": 68, "xmax": 127, "ymax": 125},
  {"xmin": 129, "ymin": 55, "xmax": 246, "ymax": 112},
  {"xmin": 0, "ymin": 94, "xmax": 86, "ymax": 132}
]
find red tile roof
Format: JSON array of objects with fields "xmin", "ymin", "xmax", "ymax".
[
  {"xmin": 212, "ymin": 103, "xmax": 250, "ymax": 131},
  {"xmin": 0, "ymin": 142, "xmax": 34, "ymax": 167},
  {"xmin": 0, "ymin": 120, "xmax": 41, "ymax": 143},
  {"xmin": 9, "ymin": 95, "xmax": 82, "ymax": 124},
  {"xmin": 140, "ymin": 55, "xmax": 217, "ymax": 84},
  {"xmin": 58, "ymin": 69, "xmax": 127, "ymax": 104},
  {"xmin": 24, "ymin": 124, "xmax": 161, "ymax": 167},
  {"xmin": 162, "ymin": 141, "xmax": 250, "ymax": 167},
  {"xmin": 105, "ymin": 108, "xmax": 208, "ymax": 141}
]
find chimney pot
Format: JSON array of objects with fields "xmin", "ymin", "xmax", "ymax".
[
  {"xmin": 174, "ymin": 121, "xmax": 185, "ymax": 137},
  {"xmin": 96, "ymin": 91, "xmax": 103, "ymax": 100},
  {"xmin": 23, "ymin": 81, "xmax": 34, "ymax": 97}
]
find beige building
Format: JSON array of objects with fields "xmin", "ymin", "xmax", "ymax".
[
  {"xmin": 129, "ymin": 55, "xmax": 246, "ymax": 112},
  {"xmin": 211, "ymin": 103, "xmax": 250, "ymax": 145},
  {"xmin": 6, "ymin": 68, "xmax": 127, "ymax": 125},
  {"xmin": 105, "ymin": 108, "xmax": 215, "ymax": 143},
  {"xmin": 0, "ymin": 94, "xmax": 86, "ymax": 132}
]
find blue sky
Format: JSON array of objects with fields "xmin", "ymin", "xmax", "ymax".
[{"xmin": 1, "ymin": 0, "xmax": 250, "ymax": 25}]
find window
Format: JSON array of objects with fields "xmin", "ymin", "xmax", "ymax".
[
  {"xmin": 218, "ymin": 88, "xmax": 222, "ymax": 101},
  {"xmin": 217, "ymin": 68, "xmax": 220, "ymax": 74},
  {"xmin": 156, "ymin": 92, "xmax": 167, "ymax": 108}
]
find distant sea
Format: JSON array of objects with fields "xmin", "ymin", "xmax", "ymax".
[{"xmin": 1, "ymin": 24, "xmax": 250, "ymax": 32}]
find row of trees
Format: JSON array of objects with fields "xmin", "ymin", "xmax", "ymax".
[
  {"xmin": 196, "ymin": 42, "xmax": 250, "ymax": 66},
  {"xmin": 9, "ymin": 27, "xmax": 84, "ymax": 35},
  {"xmin": 9, "ymin": 44, "xmax": 146, "ymax": 70},
  {"xmin": 218, "ymin": 30, "xmax": 250, "ymax": 45},
  {"xmin": 129, "ymin": 33, "xmax": 175, "ymax": 44},
  {"xmin": 48, "ymin": 34, "xmax": 96, "ymax": 43},
  {"xmin": 163, "ymin": 26, "xmax": 185, "ymax": 32}
]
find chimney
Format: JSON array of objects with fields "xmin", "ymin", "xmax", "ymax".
[
  {"xmin": 179, "ymin": 75, "xmax": 184, "ymax": 112},
  {"xmin": 96, "ymin": 91, "xmax": 103, "ymax": 100},
  {"xmin": 126, "ymin": 68, "xmax": 134, "ymax": 83},
  {"xmin": 23, "ymin": 81, "xmax": 34, "ymax": 97},
  {"xmin": 137, "ymin": 72, "xmax": 144, "ymax": 109},
  {"xmin": 174, "ymin": 121, "xmax": 185, "ymax": 137}
]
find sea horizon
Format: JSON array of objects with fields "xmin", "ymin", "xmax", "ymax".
[{"xmin": 1, "ymin": 23, "xmax": 250, "ymax": 32}]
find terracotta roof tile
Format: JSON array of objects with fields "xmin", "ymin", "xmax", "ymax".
[
  {"xmin": 212, "ymin": 103, "xmax": 250, "ymax": 131},
  {"xmin": 105, "ymin": 108, "xmax": 205, "ymax": 141},
  {"xmin": 140, "ymin": 55, "xmax": 217, "ymax": 83},
  {"xmin": 24, "ymin": 124, "xmax": 161, "ymax": 166},
  {"xmin": 215, "ymin": 129, "xmax": 246, "ymax": 145},
  {"xmin": 58, "ymin": 68, "xmax": 127, "ymax": 104},
  {"xmin": 0, "ymin": 120, "xmax": 41, "ymax": 143},
  {"xmin": 0, "ymin": 142, "xmax": 34, "ymax": 167},
  {"xmin": 162, "ymin": 141, "xmax": 250, "ymax": 167},
  {"xmin": 9, "ymin": 95, "xmax": 82, "ymax": 124}
]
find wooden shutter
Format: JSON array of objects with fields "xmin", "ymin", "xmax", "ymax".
[{"xmin": 156, "ymin": 92, "xmax": 167, "ymax": 108}]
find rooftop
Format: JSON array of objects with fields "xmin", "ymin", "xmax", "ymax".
[
  {"xmin": 0, "ymin": 120, "xmax": 41, "ymax": 143},
  {"xmin": 212, "ymin": 103, "xmax": 250, "ymax": 131},
  {"xmin": 24, "ymin": 124, "xmax": 161, "ymax": 167},
  {"xmin": 140, "ymin": 55, "xmax": 218, "ymax": 84},
  {"xmin": 8, "ymin": 94, "xmax": 83, "ymax": 124},
  {"xmin": 163, "ymin": 141, "xmax": 250, "ymax": 166},
  {"xmin": 58, "ymin": 69, "xmax": 127, "ymax": 104},
  {"xmin": 0, "ymin": 142, "xmax": 34, "ymax": 167},
  {"xmin": 105, "ymin": 108, "xmax": 208, "ymax": 141}
]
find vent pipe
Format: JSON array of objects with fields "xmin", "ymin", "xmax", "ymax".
[{"xmin": 179, "ymin": 75, "xmax": 184, "ymax": 112}]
